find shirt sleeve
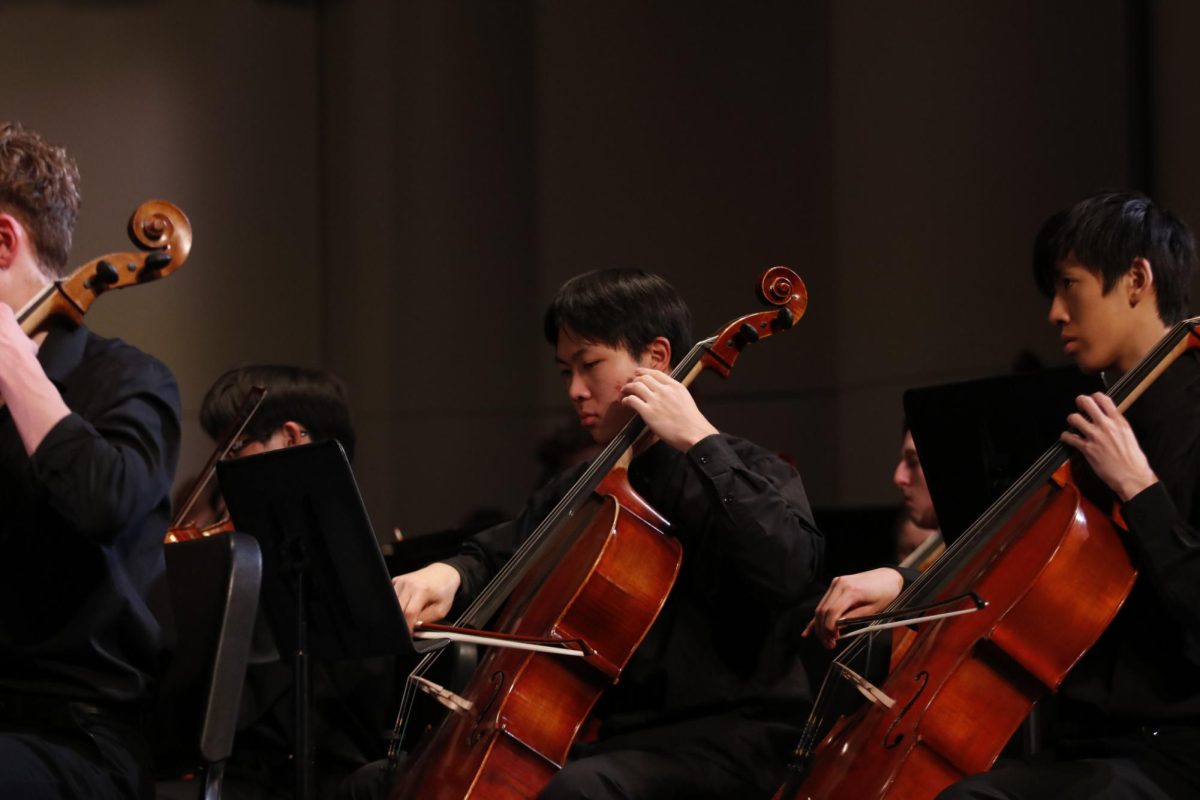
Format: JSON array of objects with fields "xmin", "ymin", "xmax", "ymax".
[
  {"xmin": 442, "ymin": 462, "xmax": 587, "ymax": 614},
  {"xmin": 1119, "ymin": 481, "xmax": 1200, "ymax": 637},
  {"xmin": 679, "ymin": 433, "xmax": 823, "ymax": 606},
  {"xmin": 29, "ymin": 358, "xmax": 180, "ymax": 543}
]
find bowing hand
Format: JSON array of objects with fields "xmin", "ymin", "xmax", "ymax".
[
  {"xmin": 392, "ymin": 562, "xmax": 461, "ymax": 634},
  {"xmin": 802, "ymin": 567, "xmax": 905, "ymax": 650}
]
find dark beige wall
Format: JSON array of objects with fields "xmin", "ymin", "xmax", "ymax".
[
  {"xmin": 320, "ymin": 1, "xmax": 544, "ymax": 535},
  {"xmin": 1156, "ymin": 1, "xmax": 1200, "ymax": 252},
  {"xmin": 535, "ymin": 0, "xmax": 837, "ymax": 504},
  {"xmin": 1, "ymin": 0, "xmax": 322, "ymax": 505},
  {"xmin": 0, "ymin": 0, "xmax": 1179, "ymax": 538},
  {"xmin": 830, "ymin": 0, "xmax": 1133, "ymax": 503}
]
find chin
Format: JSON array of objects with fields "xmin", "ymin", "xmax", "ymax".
[
  {"xmin": 1073, "ymin": 356, "xmax": 1112, "ymax": 375},
  {"xmin": 1067, "ymin": 349, "xmax": 1101, "ymax": 374}
]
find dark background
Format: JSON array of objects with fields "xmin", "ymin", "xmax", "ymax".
[{"xmin": 4, "ymin": 0, "xmax": 1198, "ymax": 543}]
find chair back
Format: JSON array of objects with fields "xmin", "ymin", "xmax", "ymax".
[{"xmin": 154, "ymin": 532, "xmax": 262, "ymax": 788}]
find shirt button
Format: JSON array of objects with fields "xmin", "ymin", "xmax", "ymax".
[
  {"xmin": 723, "ymin": 496, "xmax": 733, "ymax": 504},
  {"xmin": 699, "ymin": 455, "xmax": 709, "ymax": 465}
]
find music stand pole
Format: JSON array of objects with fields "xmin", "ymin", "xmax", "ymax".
[{"xmin": 294, "ymin": 569, "xmax": 313, "ymax": 800}]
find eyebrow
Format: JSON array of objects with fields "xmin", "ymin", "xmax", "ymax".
[{"xmin": 555, "ymin": 347, "xmax": 588, "ymax": 366}]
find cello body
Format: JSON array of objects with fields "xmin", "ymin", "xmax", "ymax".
[
  {"xmin": 391, "ymin": 469, "xmax": 681, "ymax": 799},
  {"xmin": 790, "ymin": 476, "xmax": 1135, "ymax": 799}
]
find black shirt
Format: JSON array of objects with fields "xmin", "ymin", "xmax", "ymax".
[
  {"xmin": 0, "ymin": 320, "xmax": 180, "ymax": 706},
  {"xmin": 444, "ymin": 433, "xmax": 823, "ymax": 786},
  {"xmin": 1060, "ymin": 348, "xmax": 1200, "ymax": 725}
]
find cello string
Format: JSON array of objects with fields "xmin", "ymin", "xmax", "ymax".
[
  {"xmin": 392, "ymin": 335, "xmax": 723, "ymax": 765},
  {"xmin": 448, "ymin": 336, "xmax": 715, "ymax": 634},
  {"xmin": 388, "ymin": 337, "xmax": 721, "ymax": 764}
]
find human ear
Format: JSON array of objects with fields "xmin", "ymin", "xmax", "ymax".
[
  {"xmin": 0, "ymin": 215, "xmax": 19, "ymax": 270},
  {"xmin": 1127, "ymin": 257, "xmax": 1154, "ymax": 306},
  {"xmin": 281, "ymin": 420, "xmax": 309, "ymax": 447},
  {"xmin": 641, "ymin": 336, "xmax": 672, "ymax": 371}
]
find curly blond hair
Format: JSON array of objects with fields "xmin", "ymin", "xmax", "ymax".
[{"xmin": 0, "ymin": 123, "xmax": 81, "ymax": 277}]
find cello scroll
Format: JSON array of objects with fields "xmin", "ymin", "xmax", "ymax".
[
  {"xmin": 703, "ymin": 266, "xmax": 808, "ymax": 377},
  {"xmin": 18, "ymin": 199, "xmax": 192, "ymax": 333}
]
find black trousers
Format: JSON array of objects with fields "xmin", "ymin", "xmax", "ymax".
[
  {"xmin": 340, "ymin": 718, "xmax": 782, "ymax": 800},
  {"xmin": 937, "ymin": 727, "xmax": 1200, "ymax": 800},
  {"xmin": 536, "ymin": 715, "xmax": 781, "ymax": 800},
  {"xmin": 538, "ymin": 746, "xmax": 766, "ymax": 800},
  {"xmin": 338, "ymin": 743, "xmax": 770, "ymax": 800},
  {"xmin": 0, "ymin": 696, "xmax": 149, "ymax": 800}
]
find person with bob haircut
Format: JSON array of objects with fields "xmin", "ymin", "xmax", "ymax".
[
  {"xmin": 0, "ymin": 122, "xmax": 180, "ymax": 799},
  {"xmin": 193, "ymin": 364, "xmax": 400, "ymax": 800},
  {"xmin": 389, "ymin": 268, "xmax": 824, "ymax": 799},
  {"xmin": 200, "ymin": 363, "xmax": 356, "ymax": 462},
  {"xmin": 806, "ymin": 191, "xmax": 1200, "ymax": 799}
]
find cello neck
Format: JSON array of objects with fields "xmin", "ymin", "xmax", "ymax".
[{"xmin": 1106, "ymin": 316, "xmax": 1200, "ymax": 412}]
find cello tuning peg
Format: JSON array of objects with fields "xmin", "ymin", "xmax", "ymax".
[
  {"xmin": 93, "ymin": 259, "xmax": 120, "ymax": 287},
  {"xmin": 734, "ymin": 322, "xmax": 760, "ymax": 347},
  {"xmin": 144, "ymin": 250, "xmax": 172, "ymax": 271},
  {"xmin": 775, "ymin": 307, "xmax": 795, "ymax": 330}
]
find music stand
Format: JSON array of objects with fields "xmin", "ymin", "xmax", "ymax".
[
  {"xmin": 904, "ymin": 366, "xmax": 1104, "ymax": 758},
  {"xmin": 217, "ymin": 440, "xmax": 444, "ymax": 800},
  {"xmin": 903, "ymin": 366, "xmax": 1102, "ymax": 547}
]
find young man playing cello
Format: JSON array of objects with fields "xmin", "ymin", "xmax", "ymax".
[
  {"xmin": 0, "ymin": 122, "xmax": 180, "ymax": 798},
  {"xmin": 807, "ymin": 191, "xmax": 1200, "ymax": 799},
  {"xmin": 391, "ymin": 269, "xmax": 824, "ymax": 799}
]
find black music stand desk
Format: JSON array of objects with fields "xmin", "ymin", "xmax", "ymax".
[{"xmin": 217, "ymin": 441, "xmax": 443, "ymax": 800}]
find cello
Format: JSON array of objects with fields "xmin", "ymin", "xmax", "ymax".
[
  {"xmin": 165, "ymin": 385, "xmax": 267, "ymax": 543},
  {"xmin": 777, "ymin": 317, "xmax": 1200, "ymax": 799},
  {"xmin": 390, "ymin": 267, "xmax": 809, "ymax": 800}
]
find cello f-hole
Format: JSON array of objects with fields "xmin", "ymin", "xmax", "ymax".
[
  {"xmin": 884, "ymin": 670, "xmax": 929, "ymax": 750},
  {"xmin": 468, "ymin": 670, "xmax": 506, "ymax": 745}
]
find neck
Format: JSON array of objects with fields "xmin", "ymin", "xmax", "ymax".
[
  {"xmin": 1111, "ymin": 318, "xmax": 1171, "ymax": 378},
  {"xmin": 1, "ymin": 259, "xmax": 52, "ymax": 314}
]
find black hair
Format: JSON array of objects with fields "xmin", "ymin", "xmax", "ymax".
[
  {"xmin": 542, "ymin": 269, "xmax": 693, "ymax": 366},
  {"xmin": 1033, "ymin": 191, "xmax": 1196, "ymax": 324},
  {"xmin": 200, "ymin": 364, "xmax": 356, "ymax": 462}
]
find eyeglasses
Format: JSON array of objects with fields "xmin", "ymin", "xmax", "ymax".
[{"xmin": 225, "ymin": 429, "xmax": 309, "ymax": 459}]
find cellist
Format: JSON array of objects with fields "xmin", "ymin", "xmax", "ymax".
[
  {"xmin": 806, "ymin": 191, "xmax": 1200, "ymax": 799},
  {"xmin": 0, "ymin": 123, "xmax": 181, "ymax": 799},
  {"xmin": 389, "ymin": 269, "xmax": 824, "ymax": 799}
]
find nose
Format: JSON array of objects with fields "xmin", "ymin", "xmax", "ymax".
[
  {"xmin": 893, "ymin": 461, "xmax": 908, "ymax": 488},
  {"xmin": 1048, "ymin": 294, "xmax": 1068, "ymax": 326},
  {"xmin": 567, "ymin": 371, "xmax": 590, "ymax": 401}
]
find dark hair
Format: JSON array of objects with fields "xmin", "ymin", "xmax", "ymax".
[
  {"xmin": 543, "ymin": 269, "xmax": 692, "ymax": 366},
  {"xmin": 200, "ymin": 364, "xmax": 356, "ymax": 462},
  {"xmin": 1033, "ymin": 191, "xmax": 1196, "ymax": 324},
  {"xmin": 0, "ymin": 122, "xmax": 81, "ymax": 277}
]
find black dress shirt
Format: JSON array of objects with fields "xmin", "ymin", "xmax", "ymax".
[
  {"xmin": 444, "ymin": 433, "xmax": 823, "ymax": 790},
  {"xmin": 0, "ymin": 320, "xmax": 180, "ymax": 707},
  {"xmin": 1060, "ymin": 347, "xmax": 1200, "ymax": 727}
]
